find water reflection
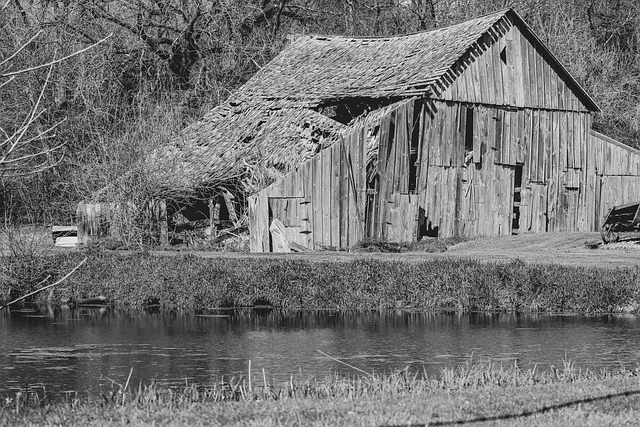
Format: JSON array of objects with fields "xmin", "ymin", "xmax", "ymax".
[{"xmin": 1, "ymin": 307, "xmax": 639, "ymax": 396}]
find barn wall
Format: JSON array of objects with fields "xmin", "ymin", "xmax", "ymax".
[
  {"xmin": 590, "ymin": 131, "xmax": 640, "ymax": 227},
  {"xmin": 249, "ymin": 99, "xmax": 640, "ymax": 252},
  {"xmin": 248, "ymin": 128, "xmax": 368, "ymax": 252},
  {"xmin": 414, "ymin": 99, "xmax": 596, "ymax": 238},
  {"xmin": 416, "ymin": 100, "xmax": 516, "ymax": 238},
  {"xmin": 435, "ymin": 15, "xmax": 590, "ymax": 112}
]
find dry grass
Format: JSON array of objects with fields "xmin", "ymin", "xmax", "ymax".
[{"xmin": 2, "ymin": 359, "xmax": 640, "ymax": 426}]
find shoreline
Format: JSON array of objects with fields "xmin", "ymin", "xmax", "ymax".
[
  {"xmin": 2, "ymin": 247, "xmax": 637, "ymax": 313},
  {"xmin": 2, "ymin": 231, "xmax": 640, "ymax": 312}
]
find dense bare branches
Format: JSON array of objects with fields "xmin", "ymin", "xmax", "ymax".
[{"xmin": 0, "ymin": 31, "xmax": 109, "ymax": 178}]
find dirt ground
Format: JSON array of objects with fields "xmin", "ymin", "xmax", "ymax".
[
  {"xmin": 443, "ymin": 232, "xmax": 640, "ymax": 268},
  {"xmin": 12, "ymin": 227, "xmax": 635, "ymax": 268},
  {"xmin": 154, "ymin": 231, "xmax": 640, "ymax": 269}
]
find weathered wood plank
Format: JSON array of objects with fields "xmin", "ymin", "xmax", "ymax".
[
  {"xmin": 382, "ymin": 112, "xmax": 398, "ymax": 238},
  {"xmin": 470, "ymin": 46, "xmax": 482, "ymax": 103},
  {"xmin": 494, "ymin": 109, "xmax": 503, "ymax": 164},
  {"xmin": 442, "ymin": 103, "xmax": 453, "ymax": 166},
  {"xmin": 566, "ymin": 111, "xmax": 575, "ymax": 168},
  {"xmin": 457, "ymin": 104, "xmax": 467, "ymax": 166},
  {"xmin": 530, "ymin": 109, "xmax": 540, "ymax": 182},
  {"xmin": 514, "ymin": 29, "xmax": 525, "ymax": 106},
  {"xmin": 375, "ymin": 115, "xmax": 391, "ymax": 238},
  {"xmin": 247, "ymin": 196, "xmax": 259, "ymax": 252},
  {"xmin": 339, "ymin": 140, "xmax": 349, "ymax": 249},
  {"xmin": 476, "ymin": 40, "xmax": 489, "ymax": 104},
  {"xmin": 491, "ymin": 30, "xmax": 504, "ymax": 106},
  {"xmin": 535, "ymin": 47, "xmax": 545, "ymax": 108},
  {"xmin": 522, "ymin": 109, "xmax": 532, "ymax": 183},
  {"xmin": 519, "ymin": 29, "xmax": 531, "ymax": 107},
  {"xmin": 516, "ymin": 109, "xmax": 526, "ymax": 164},
  {"xmin": 557, "ymin": 77, "xmax": 565, "ymax": 110},
  {"xmin": 527, "ymin": 38, "xmax": 538, "ymax": 108},
  {"xmin": 542, "ymin": 110, "xmax": 551, "ymax": 181},
  {"xmin": 321, "ymin": 148, "xmax": 332, "ymax": 247},
  {"xmin": 574, "ymin": 112, "xmax": 583, "ymax": 167},
  {"xmin": 500, "ymin": 32, "xmax": 511, "ymax": 106},
  {"xmin": 301, "ymin": 161, "xmax": 313, "ymax": 249},
  {"xmin": 473, "ymin": 106, "xmax": 484, "ymax": 164},
  {"xmin": 549, "ymin": 110, "xmax": 560, "ymax": 231},
  {"xmin": 417, "ymin": 101, "xmax": 433, "ymax": 230},
  {"xmin": 549, "ymin": 68, "xmax": 558, "ymax": 110},
  {"xmin": 257, "ymin": 193, "xmax": 271, "ymax": 252},
  {"xmin": 312, "ymin": 154, "xmax": 323, "ymax": 249},
  {"xmin": 403, "ymin": 107, "xmax": 412, "ymax": 191},
  {"xmin": 505, "ymin": 109, "xmax": 513, "ymax": 165},
  {"xmin": 543, "ymin": 58, "xmax": 552, "ymax": 108},
  {"xmin": 346, "ymin": 133, "xmax": 358, "ymax": 246}
]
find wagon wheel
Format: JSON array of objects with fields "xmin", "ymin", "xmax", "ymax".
[{"xmin": 601, "ymin": 223, "xmax": 620, "ymax": 244}]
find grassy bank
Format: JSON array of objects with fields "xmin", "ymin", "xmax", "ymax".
[
  {"xmin": 2, "ymin": 361, "xmax": 640, "ymax": 426},
  {"xmin": 2, "ymin": 250, "xmax": 640, "ymax": 312}
]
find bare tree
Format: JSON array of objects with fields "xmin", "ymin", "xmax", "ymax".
[{"xmin": 0, "ymin": 12, "xmax": 110, "ymax": 178}]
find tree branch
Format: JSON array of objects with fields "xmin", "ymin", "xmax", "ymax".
[
  {"xmin": 0, "ymin": 258, "xmax": 87, "ymax": 311},
  {"xmin": 0, "ymin": 34, "xmax": 112, "ymax": 78}
]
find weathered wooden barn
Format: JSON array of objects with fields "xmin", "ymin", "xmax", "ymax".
[
  {"xmin": 247, "ymin": 8, "xmax": 640, "ymax": 252},
  {"xmin": 78, "ymin": 8, "xmax": 640, "ymax": 251}
]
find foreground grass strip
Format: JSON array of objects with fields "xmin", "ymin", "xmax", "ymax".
[
  {"xmin": 3, "ymin": 250, "xmax": 640, "ymax": 313},
  {"xmin": 2, "ymin": 362, "xmax": 640, "ymax": 426},
  {"xmin": 426, "ymin": 387, "xmax": 640, "ymax": 426}
]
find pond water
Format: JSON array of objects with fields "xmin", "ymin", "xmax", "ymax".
[{"xmin": 1, "ymin": 307, "xmax": 640, "ymax": 396}]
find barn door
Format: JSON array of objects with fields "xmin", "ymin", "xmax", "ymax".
[
  {"xmin": 268, "ymin": 197, "xmax": 311, "ymax": 252},
  {"xmin": 383, "ymin": 193, "xmax": 419, "ymax": 242}
]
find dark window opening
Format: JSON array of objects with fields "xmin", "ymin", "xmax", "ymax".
[
  {"xmin": 408, "ymin": 104, "xmax": 421, "ymax": 193},
  {"xmin": 464, "ymin": 107, "xmax": 474, "ymax": 155},
  {"xmin": 500, "ymin": 47, "xmax": 507, "ymax": 65},
  {"xmin": 315, "ymin": 98, "xmax": 400, "ymax": 125},
  {"xmin": 511, "ymin": 164, "xmax": 523, "ymax": 235},
  {"xmin": 387, "ymin": 118, "xmax": 396, "ymax": 160},
  {"xmin": 514, "ymin": 165, "xmax": 523, "ymax": 202}
]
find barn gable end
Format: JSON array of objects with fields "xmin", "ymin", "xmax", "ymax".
[{"xmin": 434, "ymin": 13, "xmax": 597, "ymax": 112}]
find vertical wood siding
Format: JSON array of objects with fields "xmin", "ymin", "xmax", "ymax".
[
  {"xmin": 249, "ymin": 103, "xmax": 640, "ymax": 251},
  {"xmin": 590, "ymin": 131, "xmax": 640, "ymax": 227},
  {"xmin": 436, "ymin": 17, "xmax": 590, "ymax": 112},
  {"xmin": 248, "ymin": 126, "xmax": 370, "ymax": 252}
]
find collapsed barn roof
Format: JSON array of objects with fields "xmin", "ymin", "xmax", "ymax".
[
  {"xmin": 149, "ymin": 101, "xmax": 346, "ymax": 197},
  {"xmin": 148, "ymin": 8, "xmax": 597, "ymax": 200}
]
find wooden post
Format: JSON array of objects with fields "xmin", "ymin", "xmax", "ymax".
[
  {"xmin": 159, "ymin": 199, "xmax": 168, "ymax": 246},
  {"xmin": 222, "ymin": 190, "xmax": 239, "ymax": 225},
  {"xmin": 208, "ymin": 199, "xmax": 217, "ymax": 238},
  {"xmin": 76, "ymin": 202, "xmax": 86, "ymax": 245},
  {"xmin": 212, "ymin": 198, "xmax": 221, "ymax": 230}
]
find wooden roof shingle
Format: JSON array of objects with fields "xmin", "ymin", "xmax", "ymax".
[{"xmin": 234, "ymin": 10, "xmax": 508, "ymax": 104}]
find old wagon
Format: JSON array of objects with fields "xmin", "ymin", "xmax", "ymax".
[{"xmin": 600, "ymin": 201, "xmax": 640, "ymax": 243}]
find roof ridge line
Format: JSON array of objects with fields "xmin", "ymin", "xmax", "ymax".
[{"xmin": 288, "ymin": 8, "xmax": 511, "ymax": 42}]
